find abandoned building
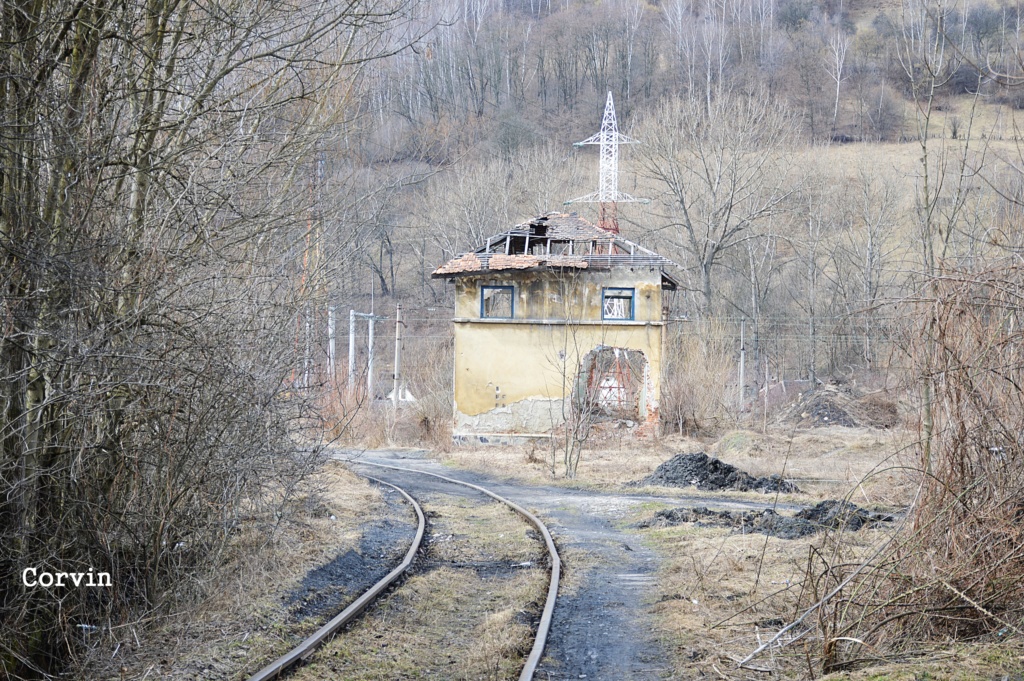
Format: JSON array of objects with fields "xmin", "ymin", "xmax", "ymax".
[{"xmin": 433, "ymin": 212, "xmax": 679, "ymax": 443}]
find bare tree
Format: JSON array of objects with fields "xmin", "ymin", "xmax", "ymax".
[
  {"xmin": 636, "ymin": 89, "xmax": 798, "ymax": 316},
  {"xmin": 826, "ymin": 27, "xmax": 851, "ymax": 137},
  {"xmin": 838, "ymin": 166, "xmax": 906, "ymax": 366},
  {"xmin": 895, "ymin": 0, "xmax": 980, "ymax": 472},
  {"xmin": 0, "ymin": 0, "xmax": 419, "ymax": 675}
]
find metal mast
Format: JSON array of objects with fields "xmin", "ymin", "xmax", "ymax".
[{"xmin": 566, "ymin": 91, "xmax": 643, "ymax": 233}]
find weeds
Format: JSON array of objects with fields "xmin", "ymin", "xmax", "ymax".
[
  {"xmin": 752, "ymin": 262, "xmax": 1024, "ymax": 674},
  {"xmin": 661, "ymin": 319, "xmax": 737, "ymax": 436}
]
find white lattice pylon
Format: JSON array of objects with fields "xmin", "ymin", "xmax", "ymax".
[{"xmin": 566, "ymin": 91, "xmax": 642, "ymax": 233}]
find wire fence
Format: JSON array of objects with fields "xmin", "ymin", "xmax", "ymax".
[{"xmin": 315, "ymin": 302, "xmax": 907, "ymax": 413}]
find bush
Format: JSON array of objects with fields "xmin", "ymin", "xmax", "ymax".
[
  {"xmin": 661, "ymin": 320, "xmax": 736, "ymax": 436},
  {"xmin": 791, "ymin": 262, "xmax": 1024, "ymax": 673},
  {"xmin": 777, "ymin": 0, "xmax": 818, "ymax": 32}
]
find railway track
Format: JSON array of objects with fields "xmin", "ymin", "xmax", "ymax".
[{"xmin": 247, "ymin": 463, "xmax": 560, "ymax": 681}]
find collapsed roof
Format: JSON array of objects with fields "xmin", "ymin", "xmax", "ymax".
[{"xmin": 432, "ymin": 213, "xmax": 679, "ymax": 290}]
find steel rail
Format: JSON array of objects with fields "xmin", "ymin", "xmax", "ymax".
[
  {"xmin": 246, "ymin": 477, "xmax": 425, "ymax": 681},
  {"xmin": 353, "ymin": 460, "xmax": 561, "ymax": 681}
]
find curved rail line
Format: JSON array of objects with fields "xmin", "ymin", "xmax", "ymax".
[
  {"xmin": 353, "ymin": 460, "xmax": 561, "ymax": 681},
  {"xmin": 246, "ymin": 477, "xmax": 425, "ymax": 681}
]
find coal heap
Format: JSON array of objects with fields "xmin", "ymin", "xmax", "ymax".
[
  {"xmin": 639, "ymin": 500, "xmax": 894, "ymax": 539},
  {"xmin": 636, "ymin": 452, "xmax": 799, "ymax": 494}
]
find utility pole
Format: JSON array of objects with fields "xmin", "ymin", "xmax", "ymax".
[
  {"xmin": 763, "ymin": 354, "xmax": 769, "ymax": 434},
  {"xmin": 349, "ymin": 310, "xmax": 383, "ymax": 402},
  {"xmin": 392, "ymin": 303, "xmax": 403, "ymax": 408},
  {"xmin": 328, "ymin": 306, "xmax": 336, "ymax": 383},
  {"xmin": 739, "ymin": 319, "xmax": 745, "ymax": 413},
  {"xmin": 348, "ymin": 309, "xmax": 356, "ymax": 392},
  {"xmin": 303, "ymin": 316, "xmax": 311, "ymax": 389},
  {"xmin": 367, "ymin": 315, "xmax": 375, "ymax": 402}
]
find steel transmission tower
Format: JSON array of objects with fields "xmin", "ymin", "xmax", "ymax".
[{"xmin": 566, "ymin": 91, "xmax": 644, "ymax": 233}]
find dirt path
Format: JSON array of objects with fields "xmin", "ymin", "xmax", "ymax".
[{"xmin": 337, "ymin": 448, "xmax": 800, "ymax": 681}]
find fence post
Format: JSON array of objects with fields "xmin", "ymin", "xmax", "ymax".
[
  {"xmin": 348, "ymin": 309, "xmax": 356, "ymax": 392},
  {"xmin": 393, "ymin": 304, "xmax": 402, "ymax": 408}
]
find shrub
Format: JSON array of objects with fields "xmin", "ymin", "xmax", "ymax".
[{"xmin": 661, "ymin": 319, "xmax": 736, "ymax": 436}]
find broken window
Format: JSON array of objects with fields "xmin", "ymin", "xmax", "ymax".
[
  {"xmin": 573, "ymin": 346, "xmax": 648, "ymax": 420},
  {"xmin": 481, "ymin": 285, "xmax": 514, "ymax": 318},
  {"xmin": 602, "ymin": 288, "xmax": 634, "ymax": 320}
]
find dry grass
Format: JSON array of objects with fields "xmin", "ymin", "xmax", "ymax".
[
  {"xmin": 441, "ymin": 426, "xmax": 913, "ymax": 509},
  {"xmin": 294, "ymin": 567, "xmax": 543, "ymax": 681},
  {"xmin": 325, "ymin": 389, "xmax": 455, "ymax": 452},
  {"xmin": 74, "ymin": 461, "xmax": 382, "ymax": 681},
  {"xmin": 793, "ymin": 129, "xmax": 1023, "ymax": 194},
  {"xmin": 546, "ymin": 544, "xmax": 591, "ymax": 599},
  {"xmin": 440, "ymin": 437, "xmax": 677, "ymax": 489},
  {"xmin": 635, "ymin": 519, "xmax": 895, "ymax": 680},
  {"xmin": 627, "ymin": 459, "xmax": 1024, "ymax": 680},
  {"xmin": 790, "ymin": 263, "xmax": 1024, "ymax": 675},
  {"xmin": 293, "ymin": 495, "xmax": 548, "ymax": 680},
  {"xmin": 699, "ymin": 427, "xmax": 917, "ymax": 507},
  {"xmin": 818, "ymin": 640, "xmax": 1024, "ymax": 680},
  {"xmin": 626, "ymin": 266, "xmax": 1024, "ymax": 680},
  {"xmin": 424, "ymin": 496, "xmax": 542, "ymax": 565},
  {"xmin": 662, "ymin": 319, "xmax": 738, "ymax": 436}
]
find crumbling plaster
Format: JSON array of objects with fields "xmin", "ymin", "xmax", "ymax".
[
  {"xmin": 451, "ymin": 269, "xmax": 665, "ymax": 437},
  {"xmin": 453, "ymin": 269, "xmax": 663, "ymax": 322}
]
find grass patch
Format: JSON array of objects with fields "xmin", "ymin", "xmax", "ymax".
[
  {"xmin": 296, "ymin": 494, "xmax": 549, "ymax": 680},
  {"xmin": 639, "ymin": 520, "xmax": 888, "ymax": 679},
  {"xmin": 74, "ymin": 461, "xmax": 385, "ymax": 680},
  {"xmin": 637, "ymin": 515, "xmax": 1024, "ymax": 680},
  {"xmin": 295, "ymin": 567, "xmax": 543, "ymax": 681},
  {"xmin": 819, "ymin": 640, "xmax": 1024, "ymax": 680},
  {"xmin": 424, "ymin": 495, "xmax": 541, "ymax": 565},
  {"xmin": 440, "ymin": 426, "xmax": 912, "ymax": 510}
]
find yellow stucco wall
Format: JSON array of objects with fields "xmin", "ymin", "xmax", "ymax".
[
  {"xmin": 454, "ymin": 269, "xmax": 664, "ymax": 322},
  {"xmin": 450, "ymin": 269, "xmax": 666, "ymax": 435}
]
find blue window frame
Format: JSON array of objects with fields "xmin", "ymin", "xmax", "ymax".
[
  {"xmin": 481, "ymin": 285, "xmax": 514, "ymax": 318},
  {"xmin": 602, "ymin": 287, "xmax": 634, "ymax": 320}
]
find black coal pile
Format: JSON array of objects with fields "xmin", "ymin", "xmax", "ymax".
[
  {"xmin": 635, "ymin": 452, "xmax": 799, "ymax": 493},
  {"xmin": 795, "ymin": 499, "xmax": 892, "ymax": 530},
  {"xmin": 638, "ymin": 500, "xmax": 894, "ymax": 540}
]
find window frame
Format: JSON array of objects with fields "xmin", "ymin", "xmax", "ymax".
[
  {"xmin": 602, "ymin": 287, "xmax": 635, "ymax": 321},
  {"xmin": 480, "ymin": 285, "xmax": 515, "ymax": 319}
]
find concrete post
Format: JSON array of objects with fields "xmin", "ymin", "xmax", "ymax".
[
  {"xmin": 367, "ymin": 315, "xmax": 375, "ymax": 403},
  {"xmin": 739, "ymin": 319, "xmax": 745, "ymax": 412},
  {"xmin": 328, "ymin": 306, "xmax": 336, "ymax": 384},
  {"xmin": 348, "ymin": 309, "xmax": 356, "ymax": 392},
  {"xmin": 393, "ymin": 303, "xmax": 402, "ymax": 408}
]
